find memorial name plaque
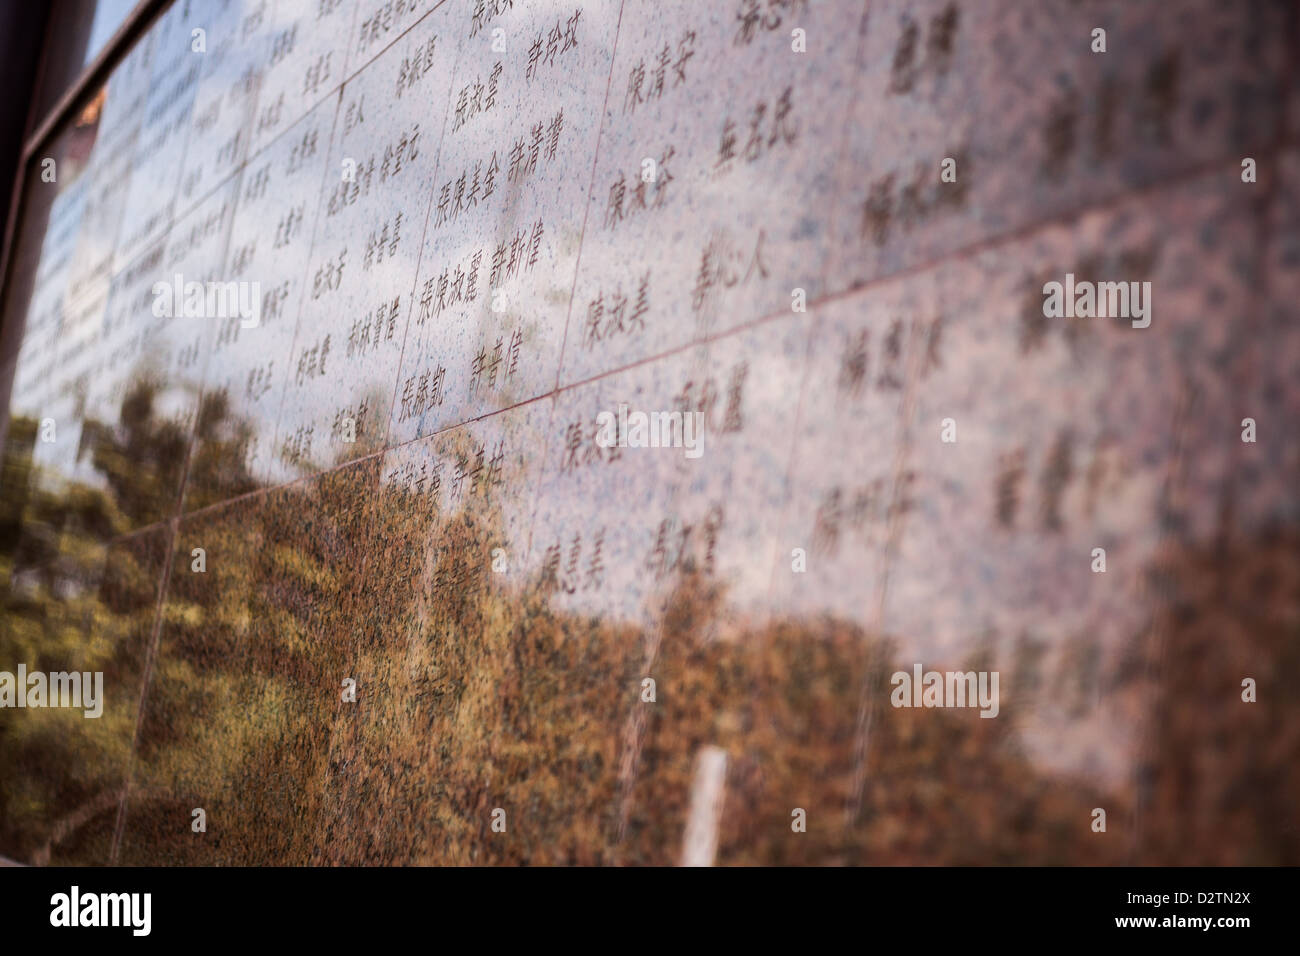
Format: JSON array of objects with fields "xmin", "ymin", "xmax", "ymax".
[{"xmin": 0, "ymin": 0, "xmax": 1295, "ymax": 867}]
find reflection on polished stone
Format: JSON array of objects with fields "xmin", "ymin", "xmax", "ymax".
[
  {"xmin": 0, "ymin": 0, "xmax": 1297, "ymax": 865},
  {"xmin": 0, "ymin": 526, "xmax": 167, "ymax": 864}
]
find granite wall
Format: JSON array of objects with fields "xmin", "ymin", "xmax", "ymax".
[{"xmin": 0, "ymin": 0, "xmax": 1297, "ymax": 865}]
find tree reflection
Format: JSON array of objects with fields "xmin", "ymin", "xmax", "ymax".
[{"xmin": 1, "ymin": 377, "xmax": 1297, "ymax": 865}]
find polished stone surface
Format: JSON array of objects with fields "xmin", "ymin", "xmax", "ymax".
[{"xmin": 0, "ymin": 0, "xmax": 1296, "ymax": 865}]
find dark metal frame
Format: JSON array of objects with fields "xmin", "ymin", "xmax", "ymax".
[{"xmin": 0, "ymin": 0, "xmax": 172, "ymax": 374}]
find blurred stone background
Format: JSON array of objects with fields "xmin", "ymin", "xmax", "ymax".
[{"xmin": 0, "ymin": 0, "xmax": 1296, "ymax": 865}]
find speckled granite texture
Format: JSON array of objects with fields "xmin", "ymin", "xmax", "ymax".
[{"xmin": 0, "ymin": 0, "xmax": 1296, "ymax": 865}]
